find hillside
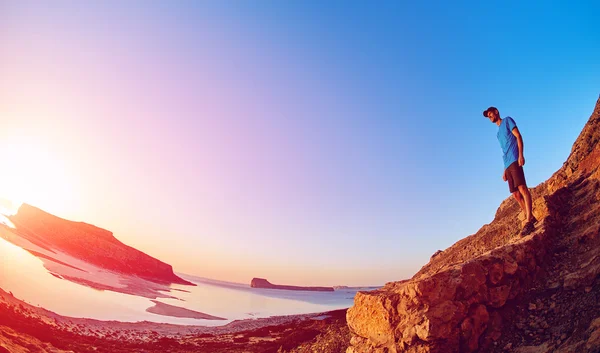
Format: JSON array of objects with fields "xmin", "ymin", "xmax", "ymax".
[{"xmin": 346, "ymin": 96, "xmax": 600, "ymax": 352}]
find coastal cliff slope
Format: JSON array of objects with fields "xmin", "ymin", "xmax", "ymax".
[{"xmin": 346, "ymin": 96, "xmax": 600, "ymax": 353}]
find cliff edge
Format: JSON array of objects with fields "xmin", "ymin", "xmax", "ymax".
[{"xmin": 346, "ymin": 96, "xmax": 600, "ymax": 353}]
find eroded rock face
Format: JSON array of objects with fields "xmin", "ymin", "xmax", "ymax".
[
  {"xmin": 347, "ymin": 233, "xmax": 548, "ymax": 353},
  {"xmin": 346, "ymin": 96, "xmax": 600, "ymax": 353}
]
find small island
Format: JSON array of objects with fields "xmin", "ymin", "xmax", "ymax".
[
  {"xmin": 250, "ymin": 278, "xmax": 334, "ymax": 292},
  {"xmin": 332, "ymin": 285, "xmax": 349, "ymax": 290}
]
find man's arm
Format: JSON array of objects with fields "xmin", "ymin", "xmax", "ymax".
[{"xmin": 512, "ymin": 127, "xmax": 525, "ymax": 166}]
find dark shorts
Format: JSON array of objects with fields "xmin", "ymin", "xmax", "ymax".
[{"xmin": 506, "ymin": 161, "xmax": 527, "ymax": 193}]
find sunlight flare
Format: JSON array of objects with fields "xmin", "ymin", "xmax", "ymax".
[{"xmin": 0, "ymin": 132, "xmax": 78, "ymax": 216}]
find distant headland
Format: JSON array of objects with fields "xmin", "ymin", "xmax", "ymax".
[{"xmin": 250, "ymin": 278, "xmax": 334, "ymax": 292}]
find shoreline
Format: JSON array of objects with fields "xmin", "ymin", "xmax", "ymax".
[
  {"xmin": 0, "ymin": 287, "xmax": 347, "ymax": 336},
  {"xmin": 0, "ymin": 285, "xmax": 352, "ymax": 353}
]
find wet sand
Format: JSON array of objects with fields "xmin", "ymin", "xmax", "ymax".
[{"xmin": 146, "ymin": 300, "xmax": 227, "ymax": 320}]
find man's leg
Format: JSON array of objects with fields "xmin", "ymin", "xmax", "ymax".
[
  {"xmin": 517, "ymin": 185, "xmax": 533, "ymax": 222},
  {"xmin": 512, "ymin": 191, "xmax": 526, "ymax": 215},
  {"xmin": 507, "ymin": 166, "xmax": 525, "ymax": 215}
]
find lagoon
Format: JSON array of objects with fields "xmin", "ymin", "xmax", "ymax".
[{"xmin": 0, "ymin": 230, "xmax": 375, "ymax": 326}]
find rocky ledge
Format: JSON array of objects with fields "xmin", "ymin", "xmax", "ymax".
[{"xmin": 346, "ymin": 96, "xmax": 600, "ymax": 353}]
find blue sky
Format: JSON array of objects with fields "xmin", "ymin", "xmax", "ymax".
[{"xmin": 1, "ymin": 1, "xmax": 599, "ymax": 286}]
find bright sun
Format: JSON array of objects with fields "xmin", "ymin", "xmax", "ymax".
[{"xmin": 0, "ymin": 134, "xmax": 77, "ymax": 216}]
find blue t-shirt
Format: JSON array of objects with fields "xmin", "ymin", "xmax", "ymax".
[{"xmin": 497, "ymin": 117, "xmax": 519, "ymax": 169}]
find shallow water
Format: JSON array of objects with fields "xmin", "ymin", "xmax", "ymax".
[{"xmin": 0, "ymin": 231, "xmax": 376, "ymax": 326}]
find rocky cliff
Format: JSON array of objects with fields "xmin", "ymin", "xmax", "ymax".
[
  {"xmin": 251, "ymin": 278, "xmax": 335, "ymax": 292},
  {"xmin": 8, "ymin": 204, "xmax": 194, "ymax": 286},
  {"xmin": 346, "ymin": 96, "xmax": 600, "ymax": 353}
]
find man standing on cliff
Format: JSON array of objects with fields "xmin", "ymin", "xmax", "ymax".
[{"xmin": 484, "ymin": 106, "xmax": 536, "ymax": 236}]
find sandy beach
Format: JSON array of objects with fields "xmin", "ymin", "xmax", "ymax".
[{"xmin": 0, "ymin": 287, "xmax": 349, "ymax": 352}]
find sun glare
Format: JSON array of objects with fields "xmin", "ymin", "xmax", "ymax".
[
  {"xmin": 0, "ymin": 214, "xmax": 16, "ymax": 228},
  {"xmin": 0, "ymin": 133, "xmax": 78, "ymax": 216}
]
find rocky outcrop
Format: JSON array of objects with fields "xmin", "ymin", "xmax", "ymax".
[
  {"xmin": 346, "ymin": 96, "xmax": 600, "ymax": 353},
  {"xmin": 8, "ymin": 204, "xmax": 194, "ymax": 286},
  {"xmin": 251, "ymin": 278, "xmax": 335, "ymax": 292}
]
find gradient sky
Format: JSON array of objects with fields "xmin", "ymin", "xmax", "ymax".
[{"xmin": 0, "ymin": 1, "xmax": 599, "ymax": 286}]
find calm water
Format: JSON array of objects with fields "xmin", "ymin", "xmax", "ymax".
[{"xmin": 0, "ymin": 225, "xmax": 376, "ymax": 326}]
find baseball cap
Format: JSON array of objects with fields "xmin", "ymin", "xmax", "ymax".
[{"xmin": 483, "ymin": 106, "xmax": 498, "ymax": 117}]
